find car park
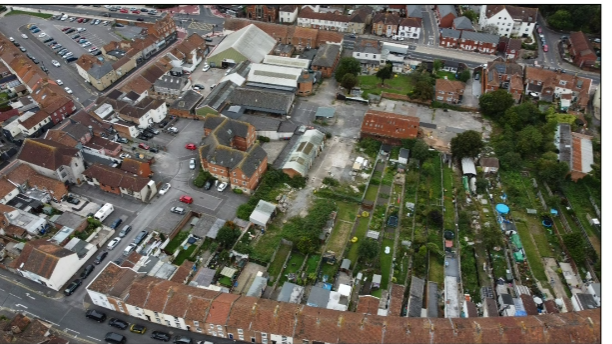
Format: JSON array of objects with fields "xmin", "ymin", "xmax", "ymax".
[
  {"xmin": 159, "ymin": 183, "xmax": 171, "ymax": 195},
  {"xmin": 151, "ymin": 331, "xmax": 171, "ymax": 341},
  {"xmin": 71, "ymin": 34, "xmax": 80, "ymax": 39},
  {"xmin": 217, "ymin": 182, "xmax": 228, "ymax": 192},
  {"xmin": 85, "ymin": 310, "xmax": 106, "ymax": 322},
  {"xmin": 133, "ymin": 230, "xmax": 149, "ymax": 245},
  {"xmin": 64, "ymin": 279, "xmax": 82, "ymax": 296},
  {"xmin": 80, "ymin": 264, "xmax": 95, "ymax": 278},
  {"xmin": 94, "ymin": 251, "xmax": 108, "ymax": 264},
  {"xmin": 179, "ymin": 195, "xmax": 193, "ymax": 204},
  {"xmin": 66, "ymin": 29, "xmax": 75, "ymax": 34},
  {"xmin": 130, "ymin": 324, "xmax": 146, "ymax": 334},
  {"xmin": 64, "ymin": 87, "xmax": 73, "ymax": 94},
  {"xmin": 171, "ymin": 207, "xmax": 185, "ymax": 215},
  {"xmin": 107, "ymin": 237, "xmax": 121, "ymax": 250},
  {"xmin": 108, "ymin": 318, "xmax": 129, "ymax": 330},
  {"xmin": 119, "ymin": 225, "xmax": 132, "ymax": 237},
  {"xmin": 77, "ymin": 28, "xmax": 86, "ymax": 32},
  {"xmin": 189, "ymin": 158, "xmax": 196, "ymax": 170},
  {"xmin": 185, "ymin": 143, "xmax": 197, "ymax": 150}
]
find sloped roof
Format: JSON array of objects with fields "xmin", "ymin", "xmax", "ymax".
[
  {"xmin": 209, "ymin": 24, "xmax": 276, "ymax": 63},
  {"xmin": 436, "ymin": 78, "xmax": 465, "ymax": 93},
  {"xmin": 18, "ymin": 139, "xmax": 79, "ymax": 171},
  {"xmin": 485, "ymin": 5, "xmax": 537, "ymax": 22},
  {"xmin": 230, "ymin": 87, "xmax": 294, "ymax": 114},
  {"xmin": 372, "ymin": 12, "xmax": 401, "ymax": 25},
  {"xmin": 83, "ymin": 163, "xmax": 151, "ymax": 192},
  {"xmin": 10, "ymin": 239, "xmax": 75, "ymax": 279},
  {"xmin": 569, "ymin": 31, "xmax": 596, "ymax": 58},
  {"xmin": 407, "ymin": 5, "xmax": 423, "ymax": 18},
  {"xmin": 282, "ymin": 129, "xmax": 325, "ymax": 177},
  {"xmin": 312, "ymin": 44, "xmax": 341, "ymax": 68},
  {"xmin": 441, "ymin": 28, "xmax": 461, "ymax": 39},
  {"xmin": 437, "ymin": 5, "xmax": 457, "ymax": 18},
  {"xmin": 461, "ymin": 31, "xmax": 500, "ymax": 44},
  {"xmin": 453, "ymin": 16, "xmax": 473, "ymax": 30}
]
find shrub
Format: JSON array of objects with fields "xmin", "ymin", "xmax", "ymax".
[
  {"xmin": 369, "ymin": 178, "xmax": 380, "ymax": 185},
  {"xmin": 232, "ymin": 188, "xmax": 243, "ymax": 194},
  {"xmin": 322, "ymin": 177, "xmax": 340, "ymax": 186},
  {"xmin": 258, "ymin": 136, "xmax": 270, "ymax": 142}
]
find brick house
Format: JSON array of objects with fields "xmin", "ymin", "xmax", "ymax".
[
  {"xmin": 5, "ymin": 163, "xmax": 69, "ymax": 203},
  {"xmin": 311, "ymin": 44, "xmax": 341, "ymax": 78},
  {"xmin": 524, "ymin": 67, "xmax": 592, "ymax": 111},
  {"xmin": 459, "ymin": 31, "xmax": 499, "ymax": 54},
  {"xmin": 347, "ymin": 6, "xmax": 373, "ymax": 35},
  {"xmin": 200, "ymin": 116, "xmax": 267, "ymax": 194},
  {"xmin": 568, "ymin": 31, "xmax": 597, "ymax": 68},
  {"xmin": 498, "ymin": 37, "xmax": 522, "ymax": 61},
  {"xmin": 297, "ymin": 6, "xmax": 350, "ymax": 32},
  {"xmin": 360, "ymin": 109, "xmax": 420, "ymax": 145},
  {"xmin": 17, "ymin": 138, "xmax": 85, "ymax": 185},
  {"xmin": 82, "ymin": 163, "xmax": 157, "ymax": 202},
  {"xmin": 371, "ymin": 13, "xmax": 401, "ymax": 37},
  {"xmin": 481, "ymin": 61, "xmax": 523, "ymax": 103},
  {"xmin": 245, "ymin": 5, "xmax": 278, "ymax": 22},
  {"xmin": 434, "ymin": 5, "xmax": 457, "ymax": 28},
  {"xmin": 120, "ymin": 157, "xmax": 152, "ymax": 178},
  {"xmin": 440, "ymin": 29, "xmax": 461, "ymax": 49},
  {"xmin": 435, "ymin": 78, "xmax": 465, "ymax": 104}
]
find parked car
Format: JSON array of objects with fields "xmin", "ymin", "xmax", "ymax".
[
  {"xmin": 123, "ymin": 243, "xmax": 137, "ymax": 256},
  {"xmin": 108, "ymin": 318, "xmax": 129, "ymax": 330},
  {"xmin": 66, "ymin": 56, "xmax": 78, "ymax": 63},
  {"xmin": 41, "ymin": 65, "xmax": 48, "ymax": 73},
  {"xmin": 158, "ymin": 120, "xmax": 169, "ymax": 128},
  {"xmin": 204, "ymin": 180, "xmax": 212, "ymax": 190},
  {"xmin": 64, "ymin": 279, "xmax": 82, "ymax": 296},
  {"xmin": 167, "ymin": 126, "xmax": 179, "ymax": 133},
  {"xmin": 21, "ymin": 34, "xmax": 27, "ymax": 39},
  {"xmin": 65, "ymin": 194, "xmax": 78, "ymax": 203},
  {"xmin": 80, "ymin": 264, "xmax": 95, "ymax": 279},
  {"xmin": 193, "ymin": 83, "xmax": 205, "ymax": 90},
  {"xmin": 130, "ymin": 324, "xmax": 146, "ymax": 334},
  {"xmin": 119, "ymin": 225, "xmax": 132, "ymax": 238},
  {"xmin": 138, "ymin": 143, "xmax": 150, "ymax": 150},
  {"xmin": 170, "ymin": 207, "xmax": 185, "ymax": 215},
  {"xmin": 105, "ymin": 332, "xmax": 126, "ymax": 344},
  {"xmin": 107, "ymin": 237, "xmax": 122, "ymax": 250},
  {"xmin": 172, "ymin": 336, "xmax": 193, "ymax": 344},
  {"xmin": 185, "ymin": 143, "xmax": 197, "ymax": 150},
  {"xmin": 189, "ymin": 158, "xmax": 196, "ymax": 170},
  {"xmin": 77, "ymin": 27, "xmax": 87, "ymax": 32},
  {"xmin": 117, "ymin": 137, "xmax": 128, "ymax": 144},
  {"xmin": 85, "ymin": 309, "xmax": 107, "ymax": 322},
  {"xmin": 151, "ymin": 331, "xmax": 171, "ymax": 341},
  {"xmin": 202, "ymin": 64, "xmax": 210, "ymax": 72},
  {"xmin": 64, "ymin": 87, "xmax": 73, "ymax": 94},
  {"xmin": 217, "ymin": 182, "xmax": 228, "ymax": 192},
  {"xmin": 119, "ymin": 153, "xmax": 130, "ymax": 159},
  {"xmin": 19, "ymin": 47, "xmax": 26, "ymax": 52},
  {"xmin": 543, "ymin": 45, "xmax": 549, "ymax": 52},
  {"xmin": 179, "ymin": 195, "xmax": 193, "ymax": 204},
  {"xmin": 149, "ymin": 147, "xmax": 159, "ymax": 153},
  {"xmin": 82, "ymin": 42, "xmax": 92, "ymax": 47},
  {"xmin": 94, "ymin": 251, "xmax": 109, "ymax": 265},
  {"xmin": 133, "ymin": 230, "xmax": 149, "ymax": 245},
  {"xmin": 158, "ymin": 183, "xmax": 171, "ymax": 195}
]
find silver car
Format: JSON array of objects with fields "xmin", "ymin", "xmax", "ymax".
[{"xmin": 189, "ymin": 158, "xmax": 196, "ymax": 170}]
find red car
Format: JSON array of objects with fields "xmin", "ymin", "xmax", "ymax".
[
  {"xmin": 120, "ymin": 8, "xmax": 128, "ymax": 13},
  {"xmin": 138, "ymin": 143, "xmax": 150, "ymax": 150},
  {"xmin": 185, "ymin": 143, "xmax": 197, "ymax": 150},
  {"xmin": 543, "ymin": 45, "xmax": 549, "ymax": 52},
  {"xmin": 132, "ymin": 10, "xmax": 140, "ymax": 14},
  {"xmin": 179, "ymin": 195, "xmax": 193, "ymax": 204}
]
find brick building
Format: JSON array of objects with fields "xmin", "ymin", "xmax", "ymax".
[
  {"xmin": 311, "ymin": 44, "xmax": 341, "ymax": 78},
  {"xmin": 434, "ymin": 5, "xmax": 457, "ymax": 28},
  {"xmin": 481, "ymin": 61, "xmax": 524, "ymax": 103},
  {"xmin": 245, "ymin": 5, "xmax": 278, "ymax": 22},
  {"xmin": 568, "ymin": 31, "xmax": 597, "ymax": 68},
  {"xmin": 439, "ymin": 29, "xmax": 461, "ymax": 49},
  {"xmin": 82, "ymin": 163, "xmax": 157, "ymax": 202},
  {"xmin": 371, "ymin": 13, "xmax": 401, "ymax": 37},
  {"xmin": 435, "ymin": 78, "xmax": 465, "ymax": 104},
  {"xmin": 360, "ymin": 109, "xmax": 419, "ymax": 145}
]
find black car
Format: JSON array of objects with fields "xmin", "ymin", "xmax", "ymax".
[
  {"xmin": 66, "ymin": 196, "xmax": 80, "ymax": 204},
  {"xmin": 94, "ymin": 251, "xmax": 108, "ymax": 265},
  {"xmin": 32, "ymin": 58, "xmax": 39, "ymax": 64},
  {"xmin": 158, "ymin": 120, "xmax": 169, "ymax": 128},
  {"xmin": 151, "ymin": 331, "xmax": 171, "ymax": 342},
  {"xmin": 110, "ymin": 218, "xmax": 123, "ymax": 229},
  {"xmin": 149, "ymin": 147, "xmax": 159, "ymax": 153},
  {"xmin": 66, "ymin": 56, "xmax": 78, "ymax": 63},
  {"xmin": 13, "ymin": 41, "xmax": 20, "ymax": 47},
  {"xmin": 65, "ymin": 29, "xmax": 75, "ymax": 34},
  {"xmin": 108, "ymin": 318, "xmax": 129, "ymax": 330},
  {"xmin": 133, "ymin": 230, "xmax": 148, "ymax": 245},
  {"xmin": 137, "ymin": 18, "xmax": 144, "ymax": 22},
  {"xmin": 137, "ymin": 134, "xmax": 149, "ymax": 141},
  {"xmin": 204, "ymin": 180, "xmax": 212, "ymax": 190},
  {"xmin": 85, "ymin": 309, "xmax": 107, "ymax": 322},
  {"xmin": 64, "ymin": 279, "xmax": 82, "ymax": 296},
  {"xmin": 80, "ymin": 264, "xmax": 95, "ymax": 278},
  {"xmin": 41, "ymin": 65, "xmax": 48, "ymax": 73},
  {"xmin": 143, "ymin": 132, "xmax": 154, "ymax": 139},
  {"xmin": 102, "ymin": 13, "xmax": 111, "ymax": 17},
  {"xmin": 193, "ymin": 84, "xmax": 205, "ymax": 89},
  {"xmin": 115, "ymin": 23, "xmax": 124, "ymax": 27},
  {"xmin": 71, "ymin": 34, "xmax": 80, "ymax": 39},
  {"xmin": 140, "ymin": 8, "xmax": 148, "ymax": 12},
  {"xmin": 26, "ymin": 53, "xmax": 33, "ymax": 59}
]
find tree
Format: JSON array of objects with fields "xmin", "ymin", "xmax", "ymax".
[
  {"xmin": 537, "ymin": 155, "xmax": 569, "ymax": 185},
  {"xmin": 411, "ymin": 140, "xmax": 430, "ymax": 162},
  {"xmin": 458, "ymin": 69, "xmax": 471, "ymax": 82},
  {"xmin": 376, "ymin": 63, "xmax": 393, "ymax": 85},
  {"xmin": 409, "ymin": 80, "xmax": 434, "ymax": 101},
  {"xmin": 476, "ymin": 178, "xmax": 489, "ymax": 194},
  {"xmin": 358, "ymin": 239, "xmax": 379, "ymax": 261},
  {"xmin": 341, "ymin": 73, "xmax": 358, "ymax": 92},
  {"xmin": 296, "ymin": 236, "xmax": 317, "ymax": 255},
  {"xmin": 427, "ymin": 209, "xmax": 443, "ymax": 228},
  {"xmin": 463, "ymin": 9, "xmax": 478, "ymax": 23},
  {"xmin": 450, "ymin": 130, "xmax": 484, "ymax": 161},
  {"xmin": 433, "ymin": 59, "xmax": 443, "ymax": 72},
  {"xmin": 547, "ymin": 10, "xmax": 573, "ymax": 31},
  {"xmin": 562, "ymin": 232, "xmax": 587, "ymax": 265},
  {"xmin": 479, "ymin": 89, "xmax": 515, "ymax": 120},
  {"xmin": 499, "ymin": 152, "xmax": 523, "ymax": 171},
  {"xmin": 503, "ymin": 103, "xmax": 544, "ymax": 130},
  {"xmin": 216, "ymin": 225, "xmax": 240, "ymax": 249},
  {"xmin": 335, "ymin": 57, "xmax": 361, "ymax": 82},
  {"xmin": 481, "ymin": 24, "xmax": 499, "ymax": 35},
  {"xmin": 481, "ymin": 223, "xmax": 503, "ymax": 250},
  {"xmin": 426, "ymin": 242, "xmax": 443, "ymax": 256},
  {"xmin": 516, "ymin": 125, "xmax": 543, "ymax": 156}
]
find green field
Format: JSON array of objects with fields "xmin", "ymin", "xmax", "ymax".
[
  {"xmin": 305, "ymin": 254, "xmax": 321, "ymax": 274},
  {"xmin": 6, "ymin": 10, "xmax": 53, "ymax": 19},
  {"xmin": 164, "ymin": 231, "xmax": 190, "ymax": 254},
  {"xmin": 358, "ymin": 74, "xmax": 415, "ymax": 98},
  {"xmin": 173, "ymin": 245, "xmax": 197, "ymax": 265},
  {"xmin": 327, "ymin": 221, "xmax": 353, "ymax": 254},
  {"xmin": 364, "ymin": 184, "xmax": 380, "ymax": 202},
  {"xmin": 267, "ymin": 244, "xmax": 292, "ymax": 285},
  {"xmin": 251, "ymin": 224, "xmax": 282, "ymax": 263},
  {"xmin": 514, "ymin": 222, "xmax": 548, "ymax": 283},
  {"xmin": 278, "ymin": 253, "xmax": 306, "ymax": 285},
  {"xmin": 380, "ymin": 239, "xmax": 394, "ymax": 289},
  {"xmin": 336, "ymin": 201, "xmax": 358, "ymax": 222},
  {"xmin": 347, "ymin": 217, "xmax": 370, "ymax": 263}
]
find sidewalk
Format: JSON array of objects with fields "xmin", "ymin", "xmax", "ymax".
[{"xmin": 0, "ymin": 270, "xmax": 63, "ymax": 300}]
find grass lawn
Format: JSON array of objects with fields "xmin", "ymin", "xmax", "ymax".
[
  {"xmin": 267, "ymin": 244, "xmax": 292, "ymax": 284},
  {"xmin": 327, "ymin": 221, "xmax": 353, "ymax": 254},
  {"xmin": 336, "ymin": 201, "xmax": 358, "ymax": 222},
  {"xmin": 514, "ymin": 222, "xmax": 548, "ymax": 283},
  {"xmin": 429, "ymin": 255, "xmax": 444, "ymax": 285},
  {"xmin": 320, "ymin": 262, "xmax": 338, "ymax": 280},
  {"xmin": 0, "ymin": 93, "xmax": 8, "ymax": 102},
  {"xmin": 278, "ymin": 253, "xmax": 306, "ymax": 285},
  {"xmin": 364, "ymin": 184, "xmax": 380, "ymax": 202},
  {"xmin": 431, "ymin": 154, "xmax": 443, "ymax": 203},
  {"xmin": 358, "ymin": 74, "xmax": 414, "ymax": 99},
  {"xmin": 305, "ymin": 254, "xmax": 321, "ymax": 275},
  {"xmin": 396, "ymin": 255, "xmax": 410, "ymax": 285},
  {"xmin": 443, "ymin": 166, "xmax": 455, "ymax": 228},
  {"xmin": 562, "ymin": 181, "xmax": 601, "ymax": 241},
  {"xmin": 436, "ymin": 71, "xmax": 457, "ymax": 80},
  {"xmin": 380, "ymin": 239, "xmax": 394, "ymax": 289},
  {"xmin": 521, "ymin": 216, "xmax": 553, "ymax": 257},
  {"xmin": 251, "ymin": 224, "xmax": 282, "ymax": 263},
  {"xmin": 347, "ymin": 218, "xmax": 370, "ymax": 263},
  {"xmin": 164, "ymin": 231, "xmax": 190, "ymax": 254},
  {"xmin": 6, "ymin": 10, "xmax": 53, "ymax": 19},
  {"xmin": 218, "ymin": 276, "xmax": 233, "ymax": 287},
  {"xmin": 371, "ymin": 289, "xmax": 383, "ymax": 298},
  {"xmin": 173, "ymin": 245, "xmax": 197, "ymax": 265}
]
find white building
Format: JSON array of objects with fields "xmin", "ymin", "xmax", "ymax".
[
  {"xmin": 398, "ymin": 17, "xmax": 422, "ymax": 40},
  {"xmin": 479, "ymin": 5, "xmax": 538, "ymax": 38},
  {"xmin": 297, "ymin": 7, "xmax": 350, "ymax": 32},
  {"xmin": 279, "ymin": 5, "xmax": 298, "ymax": 23}
]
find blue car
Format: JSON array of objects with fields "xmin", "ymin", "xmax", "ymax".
[
  {"xmin": 29, "ymin": 26, "xmax": 38, "ymax": 31},
  {"xmin": 32, "ymin": 28, "xmax": 40, "ymax": 33}
]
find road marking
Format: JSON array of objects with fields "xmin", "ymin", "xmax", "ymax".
[
  {"xmin": 15, "ymin": 304, "xmax": 27, "ymax": 309},
  {"xmin": 25, "ymin": 293, "xmax": 35, "ymax": 300},
  {"xmin": 65, "ymin": 328, "xmax": 80, "ymax": 334},
  {"xmin": 0, "ymin": 288, "xmax": 4, "ymax": 292},
  {"xmin": 9, "ymin": 293, "xmax": 22, "ymax": 300},
  {"xmin": 86, "ymin": 336, "xmax": 102, "ymax": 341}
]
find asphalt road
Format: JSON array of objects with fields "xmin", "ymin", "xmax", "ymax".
[
  {"xmin": 421, "ymin": 5, "xmax": 438, "ymax": 46},
  {"xmin": 0, "ymin": 269, "xmax": 237, "ymax": 344}
]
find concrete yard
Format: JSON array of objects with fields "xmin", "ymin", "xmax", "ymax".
[
  {"xmin": 260, "ymin": 140, "xmax": 290, "ymax": 165},
  {"xmin": 233, "ymin": 262, "xmax": 268, "ymax": 295}
]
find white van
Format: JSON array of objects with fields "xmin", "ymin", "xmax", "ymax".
[{"xmin": 94, "ymin": 203, "xmax": 114, "ymax": 222}]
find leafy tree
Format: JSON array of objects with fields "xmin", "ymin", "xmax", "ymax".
[
  {"xmin": 216, "ymin": 224, "xmax": 240, "ymax": 249},
  {"xmin": 341, "ymin": 73, "xmax": 358, "ymax": 92},
  {"xmin": 458, "ymin": 69, "xmax": 471, "ymax": 82},
  {"xmin": 562, "ymin": 232, "xmax": 587, "ymax": 266},
  {"xmin": 481, "ymin": 223, "xmax": 503, "ymax": 250},
  {"xmin": 409, "ymin": 80, "xmax": 434, "ymax": 101},
  {"xmin": 411, "ymin": 140, "xmax": 430, "ymax": 162},
  {"xmin": 376, "ymin": 63, "xmax": 393, "ymax": 85},
  {"xmin": 499, "ymin": 152, "xmax": 523, "ymax": 171},
  {"xmin": 450, "ymin": 130, "xmax": 484, "ymax": 161},
  {"xmin": 463, "ymin": 9, "xmax": 478, "ymax": 22},
  {"xmin": 479, "ymin": 89, "xmax": 515, "ymax": 120},
  {"xmin": 427, "ymin": 209, "xmax": 443, "ymax": 228},
  {"xmin": 433, "ymin": 59, "xmax": 443, "ymax": 72},
  {"xmin": 476, "ymin": 178, "xmax": 489, "ymax": 194},
  {"xmin": 358, "ymin": 239, "xmax": 379, "ymax": 261},
  {"xmin": 537, "ymin": 156, "xmax": 569, "ymax": 185},
  {"xmin": 547, "ymin": 10, "xmax": 573, "ymax": 31},
  {"xmin": 335, "ymin": 57, "xmax": 361, "ymax": 82},
  {"xmin": 296, "ymin": 236, "xmax": 317, "ymax": 255},
  {"xmin": 426, "ymin": 242, "xmax": 443, "ymax": 256},
  {"xmin": 503, "ymin": 102, "xmax": 544, "ymax": 130},
  {"xmin": 516, "ymin": 125, "xmax": 543, "ymax": 156}
]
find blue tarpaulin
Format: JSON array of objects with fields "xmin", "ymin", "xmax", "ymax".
[{"xmin": 496, "ymin": 204, "xmax": 510, "ymax": 214}]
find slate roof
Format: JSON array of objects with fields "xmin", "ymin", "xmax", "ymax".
[
  {"xmin": 229, "ymin": 87, "xmax": 294, "ymax": 114},
  {"xmin": 154, "ymin": 75, "xmax": 189, "ymax": 90},
  {"xmin": 171, "ymin": 90, "xmax": 203, "ymax": 111},
  {"xmin": 10, "ymin": 239, "xmax": 75, "ymax": 279},
  {"xmin": 453, "ymin": 16, "xmax": 473, "ymax": 30},
  {"xmin": 18, "ymin": 139, "xmax": 79, "ymax": 171},
  {"xmin": 199, "ymin": 80, "xmax": 236, "ymax": 111},
  {"xmin": 461, "ymin": 31, "xmax": 500, "ymax": 44},
  {"xmin": 88, "ymin": 62, "xmax": 114, "ymax": 80},
  {"xmin": 312, "ymin": 44, "xmax": 341, "ymax": 68},
  {"xmin": 441, "ymin": 29, "xmax": 461, "ymax": 39},
  {"xmin": 209, "ymin": 24, "xmax": 276, "ymax": 63},
  {"xmin": 83, "ymin": 163, "xmax": 151, "ymax": 192},
  {"xmin": 406, "ymin": 5, "xmax": 423, "ymax": 18},
  {"xmin": 354, "ymin": 38, "xmax": 381, "ymax": 54},
  {"xmin": 437, "ymin": 5, "xmax": 457, "ymax": 18}
]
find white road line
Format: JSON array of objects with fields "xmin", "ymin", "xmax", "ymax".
[
  {"xmin": 9, "ymin": 293, "xmax": 22, "ymax": 300},
  {"xmin": 65, "ymin": 328, "xmax": 80, "ymax": 334},
  {"xmin": 15, "ymin": 304, "xmax": 27, "ymax": 309},
  {"xmin": 25, "ymin": 293, "xmax": 35, "ymax": 300},
  {"xmin": 87, "ymin": 336, "xmax": 102, "ymax": 341}
]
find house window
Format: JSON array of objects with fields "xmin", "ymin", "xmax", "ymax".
[
  {"xmin": 193, "ymin": 321, "xmax": 199, "ymax": 327},
  {"xmin": 213, "ymin": 167, "xmax": 217, "ymax": 171},
  {"xmin": 243, "ymin": 181, "xmax": 246, "ymax": 186}
]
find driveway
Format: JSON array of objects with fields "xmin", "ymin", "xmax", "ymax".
[{"xmin": 462, "ymin": 77, "xmax": 481, "ymax": 108}]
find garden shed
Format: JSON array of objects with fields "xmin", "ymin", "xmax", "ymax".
[
  {"xmin": 366, "ymin": 230, "xmax": 380, "ymax": 240},
  {"xmin": 314, "ymin": 107, "xmax": 335, "ymax": 120},
  {"xmin": 246, "ymin": 275, "xmax": 268, "ymax": 297},
  {"xmin": 249, "ymin": 200, "xmax": 277, "ymax": 227},
  {"xmin": 372, "ymin": 274, "xmax": 382, "ymax": 288},
  {"xmin": 461, "ymin": 157, "xmax": 476, "ymax": 176},
  {"xmin": 220, "ymin": 266, "xmax": 237, "ymax": 278},
  {"xmin": 340, "ymin": 259, "xmax": 351, "ymax": 272}
]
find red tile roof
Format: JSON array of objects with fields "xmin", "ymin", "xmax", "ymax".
[
  {"xmin": 299, "ymin": 7, "xmax": 350, "ymax": 22},
  {"xmin": 356, "ymin": 295, "xmax": 380, "ymax": 314},
  {"xmin": 569, "ymin": 31, "xmax": 596, "ymax": 58},
  {"xmin": 361, "ymin": 109, "xmax": 420, "ymax": 140},
  {"xmin": 206, "ymin": 293, "xmax": 240, "ymax": 325},
  {"xmin": 18, "ymin": 139, "xmax": 80, "ymax": 171},
  {"xmin": 83, "ymin": 163, "xmax": 151, "ymax": 192},
  {"xmin": 436, "ymin": 78, "xmax": 466, "ymax": 93},
  {"xmin": 10, "ymin": 239, "xmax": 75, "ymax": 279}
]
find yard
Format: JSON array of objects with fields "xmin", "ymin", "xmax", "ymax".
[
  {"xmin": 358, "ymin": 74, "xmax": 414, "ymax": 99},
  {"xmin": 346, "ymin": 217, "xmax": 370, "ymax": 263},
  {"xmin": 173, "ymin": 245, "xmax": 197, "ymax": 265},
  {"xmin": 305, "ymin": 254, "xmax": 321, "ymax": 275},
  {"xmin": 443, "ymin": 165, "xmax": 455, "ymax": 228},
  {"xmin": 6, "ymin": 10, "xmax": 53, "ymax": 19},
  {"xmin": 327, "ymin": 221, "xmax": 353, "ymax": 254},
  {"xmin": 336, "ymin": 201, "xmax": 358, "ymax": 222},
  {"xmin": 267, "ymin": 244, "xmax": 292, "ymax": 285},
  {"xmin": 251, "ymin": 224, "xmax": 283, "ymax": 263},
  {"xmin": 364, "ymin": 184, "xmax": 380, "ymax": 202},
  {"xmin": 278, "ymin": 253, "xmax": 306, "ymax": 285},
  {"xmin": 164, "ymin": 230, "xmax": 190, "ymax": 254},
  {"xmin": 514, "ymin": 222, "xmax": 548, "ymax": 283},
  {"xmin": 436, "ymin": 71, "xmax": 458, "ymax": 80},
  {"xmin": 380, "ymin": 238, "xmax": 395, "ymax": 289}
]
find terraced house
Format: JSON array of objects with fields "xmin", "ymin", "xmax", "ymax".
[
  {"xmin": 82, "ymin": 163, "xmax": 157, "ymax": 202},
  {"xmin": 16, "ymin": 138, "xmax": 85, "ymax": 185},
  {"xmin": 200, "ymin": 116, "xmax": 267, "ymax": 194},
  {"xmin": 86, "ymin": 262, "xmax": 601, "ymax": 344}
]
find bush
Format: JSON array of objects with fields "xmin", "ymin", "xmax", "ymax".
[
  {"xmin": 257, "ymin": 136, "xmax": 270, "ymax": 142},
  {"xmin": 322, "ymin": 177, "xmax": 340, "ymax": 186},
  {"xmin": 232, "ymin": 188, "xmax": 243, "ymax": 194},
  {"xmin": 369, "ymin": 178, "xmax": 380, "ymax": 185}
]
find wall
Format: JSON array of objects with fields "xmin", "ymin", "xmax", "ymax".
[{"xmin": 47, "ymin": 252, "xmax": 81, "ymax": 290}]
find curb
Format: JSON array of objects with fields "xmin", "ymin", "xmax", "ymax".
[{"xmin": 0, "ymin": 274, "xmax": 63, "ymax": 300}]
